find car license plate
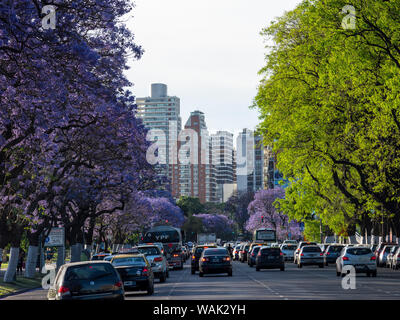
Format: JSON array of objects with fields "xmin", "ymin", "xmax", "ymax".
[
  {"xmin": 212, "ymin": 258, "xmax": 219, "ymax": 263},
  {"xmin": 268, "ymin": 256, "xmax": 276, "ymax": 260},
  {"xmin": 124, "ymin": 281, "xmax": 135, "ymax": 286}
]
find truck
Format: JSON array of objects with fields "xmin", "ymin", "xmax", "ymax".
[
  {"xmin": 141, "ymin": 225, "xmax": 184, "ymax": 269},
  {"xmin": 197, "ymin": 233, "xmax": 217, "ymax": 245}
]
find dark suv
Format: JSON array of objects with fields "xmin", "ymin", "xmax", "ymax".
[
  {"xmin": 323, "ymin": 244, "xmax": 344, "ymax": 266},
  {"xmin": 191, "ymin": 245, "xmax": 217, "ymax": 274},
  {"xmin": 256, "ymin": 247, "xmax": 285, "ymax": 271}
]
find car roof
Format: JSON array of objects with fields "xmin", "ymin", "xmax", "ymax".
[
  {"xmin": 63, "ymin": 261, "xmax": 112, "ymax": 267},
  {"xmin": 112, "ymin": 254, "xmax": 146, "ymax": 259}
]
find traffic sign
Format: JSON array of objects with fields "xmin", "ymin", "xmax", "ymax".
[{"xmin": 44, "ymin": 228, "xmax": 65, "ymax": 247}]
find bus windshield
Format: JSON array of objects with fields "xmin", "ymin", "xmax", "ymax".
[{"xmin": 255, "ymin": 229, "xmax": 276, "ymax": 242}]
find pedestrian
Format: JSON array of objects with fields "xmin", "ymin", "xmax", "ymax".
[{"xmin": 17, "ymin": 250, "xmax": 25, "ymax": 275}]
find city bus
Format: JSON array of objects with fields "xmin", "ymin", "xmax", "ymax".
[{"xmin": 253, "ymin": 228, "xmax": 277, "ymax": 244}]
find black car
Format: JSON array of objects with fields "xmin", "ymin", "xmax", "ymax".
[
  {"xmin": 323, "ymin": 244, "xmax": 344, "ymax": 266},
  {"xmin": 248, "ymin": 246, "xmax": 261, "ymax": 267},
  {"xmin": 256, "ymin": 247, "xmax": 285, "ymax": 271},
  {"xmin": 111, "ymin": 254, "xmax": 154, "ymax": 295},
  {"xmin": 191, "ymin": 245, "xmax": 217, "ymax": 274},
  {"xmin": 47, "ymin": 261, "xmax": 124, "ymax": 300},
  {"xmin": 199, "ymin": 248, "xmax": 232, "ymax": 277}
]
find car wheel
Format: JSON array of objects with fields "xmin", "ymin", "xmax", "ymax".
[
  {"xmin": 160, "ymin": 272, "xmax": 166, "ymax": 283},
  {"xmin": 325, "ymin": 262, "xmax": 329, "ymax": 266},
  {"xmin": 147, "ymin": 283, "xmax": 154, "ymax": 295},
  {"xmin": 336, "ymin": 271, "xmax": 341, "ymax": 277},
  {"xmin": 366, "ymin": 271, "xmax": 371, "ymax": 277},
  {"xmin": 280, "ymin": 266, "xmax": 285, "ymax": 271},
  {"xmin": 167, "ymin": 270, "xmax": 170, "ymax": 278},
  {"xmin": 249, "ymin": 263, "xmax": 253, "ymax": 268},
  {"xmin": 228, "ymin": 270, "xmax": 232, "ymax": 277},
  {"xmin": 199, "ymin": 272, "xmax": 204, "ymax": 277}
]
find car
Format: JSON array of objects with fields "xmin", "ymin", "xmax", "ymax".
[
  {"xmin": 232, "ymin": 245, "xmax": 241, "ymax": 261},
  {"xmin": 191, "ymin": 244, "xmax": 217, "ymax": 274},
  {"xmin": 336, "ymin": 246, "xmax": 377, "ymax": 277},
  {"xmin": 391, "ymin": 247, "xmax": 400, "ymax": 270},
  {"xmin": 47, "ymin": 261, "xmax": 124, "ymax": 300},
  {"xmin": 137, "ymin": 245, "xmax": 169, "ymax": 282},
  {"xmin": 248, "ymin": 246, "xmax": 262, "ymax": 267},
  {"xmin": 280, "ymin": 244, "xmax": 297, "ymax": 261},
  {"xmin": 374, "ymin": 242, "xmax": 397, "ymax": 265},
  {"xmin": 239, "ymin": 244, "xmax": 250, "ymax": 262},
  {"xmin": 293, "ymin": 241, "xmax": 318, "ymax": 264},
  {"xmin": 385, "ymin": 245, "xmax": 399, "ymax": 268},
  {"xmin": 111, "ymin": 254, "xmax": 155, "ymax": 295},
  {"xmin": 91, "ymin": 253, "xmax": 111, "ymax": 261},
  {"xmin": 297, "ymin": 245, "xmax": 324, "ymax": 268},
  {"xmin": 255, "ymin": 246, "xmax": 285, "ymax": 271},
  {"xmin": 378, "ymin": 245, "xmax": 396, "ymax": 267},
  {"xmin": 323, "ymin": 244, "xmax": 345, "ymax": 266},
  {"xmin": 198, "ymin": 247, "xmax": 232, "ymax": 277},
  {"xmin": 104, "ymin": 255, "xmax": 115, "ymax": 262}
]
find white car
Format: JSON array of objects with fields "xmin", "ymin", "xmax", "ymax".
[
  {"xmin": 283, "ymin": 240, "xmax": 298, "ymax": 245},
  {"xmin": 336, "ymin": 246, "xmax": 377, "ymax": 277},
  {"xmin": 137, "ymin": 245, "xmax": 169, "ymax": 282}
]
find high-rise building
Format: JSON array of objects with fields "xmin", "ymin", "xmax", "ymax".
[
  {"xmin": 236, "ymin": 129, "xmax": 264, "ymax": 193},
  {"xmin": 211, "ymin": 131, "xmax": 235, "ymax": 202},
  {"xmin": 136, "ymin": 84, "xmax": 182, "ymax": 181},
  {"xmin": 171, "ymin": 111, "xmax": 217, "ymax": 203},
  {"xmin": 264, "ymin": 146, "xmax": 286, "ymax": 189}
]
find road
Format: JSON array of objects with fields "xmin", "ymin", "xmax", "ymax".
[{"xmin": 3, "ymin": 260, "xmax": 400, "ymax": 300}]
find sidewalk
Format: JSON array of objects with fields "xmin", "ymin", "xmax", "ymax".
[{"xmin": 0, "ymin": 268, "xmax": 43, "ymax": 298}]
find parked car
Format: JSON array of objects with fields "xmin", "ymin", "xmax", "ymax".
[
  {"xmin": 239, "ymin": 244, "xmax": 250, "ymax": 262},
  {"xmin": 248, "ymin": 246, "xmax": 262, "ymax": 267},
  {"xmin": 280, "ymin": 244, "xmax": 297, "ymax": 261},
  {"xmin": 336, "ymin": 246, "xmax": 377, "ymax": 277},
  {"xmin": 391, "ymin": 247, "xmax": 400, "ymax": 270},
  {"xmin": 385, "ymin": 245, "xmax": 399, "ymax": 268},
  {"xmin": 323, "ymin": 244, "xmax": 345, "ymax": 266},
  {"xmin": 378, "ymin": 245, "xmax": 396, "ymax": 267},
  {"xmin": 137, "ymin": 244, "xmax": 168, "ymax": 282},
  {"xmin": 297, "ymin": 245, "xmax": 324, "ymax": 268},
  {"xmin": 294, "ymin": 241, "xmax": 318, "ymax": 264},
  {"xmin": 47, "ymin": 261, "xmax": 124, "ymax": 300},
  {"xmin": 191, "ymin": 244, "xmax": 217, "ymax": 274},
  {"xmin": 198, "ymin": 247, "xmax": 232, "ymax": 277},
  {"xmin": 111, "ymin": 254, "xmax": 155, "ymax": 295},
  {"xmin": 255, "ymin": 247, "xmax": 285, "ymax": 271},
  {"xmin": 374, "ymin": 242, "xmax": 397, "ymax": 265}
]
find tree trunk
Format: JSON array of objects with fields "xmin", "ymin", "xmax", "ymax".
[
  {"xmin": 4, "ymin": 247, "xmax": 19, "ymax": 282},
  {"xmin": 70, "ymin": 243, "xmax": 82, "ymax": 263},
  {"xmin": 56, "ymin": 246, "xmax": 65, "ymax": 272},
  {"xmin": 24, "ymin": 245, "xmax": 39, "ymax": 278}
]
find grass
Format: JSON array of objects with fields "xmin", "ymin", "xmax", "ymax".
[{"xmin": 0, "ymin": 273, "xmax": 43, "ymax": 297}]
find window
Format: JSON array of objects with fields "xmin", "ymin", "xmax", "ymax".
[
  {"xmin": 65, "ymin": 264, "xmax": 116, "ymax": 281},
  {"xmin": 302, "ymin": 246, "xmax": 321, "ymax": 253}
]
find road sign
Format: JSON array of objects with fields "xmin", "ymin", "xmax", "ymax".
[{"xmin": 44, "ymin": 228, "xmax": 65, "ymax": 247}]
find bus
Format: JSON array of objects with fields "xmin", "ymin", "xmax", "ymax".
[
  {"xmin": 141, "ymin": 225, "xmax": 183, "ymax": 269},
  {"xmin": 253, "ymin": 228, "xmax": 277, "ymax": 244}
]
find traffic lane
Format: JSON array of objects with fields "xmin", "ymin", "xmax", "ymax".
[
  {"xmin": 126, "ymin": 259, "xmax": 282, "ymax": 300},
  {"xmin": 235, "ymin": 260, "xmax": 400, "ymax": 299}
]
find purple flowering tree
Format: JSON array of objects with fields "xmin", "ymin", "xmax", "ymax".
[
  {"xmin": 245, "ymin": 189, "xmax": 302, "ymax": 241},
  {"xmin": 194, "ymin": 214, "xmax": 235, "ymax": 240}
]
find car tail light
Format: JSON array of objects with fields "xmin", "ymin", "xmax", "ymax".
[
  {"xmin": 300, "ymin": 253, "xmax": 304, "ymax": 256},
  {"xmin": 202, "ymin": 257, "xmax": 209, "ymax": 262},
  {"xmin": 257, "ymin": 252, "xmax": 261, "ymax": 256},
  {"xmin": 342, "ymin": 256, "xmax": 349, "ymax": 261},
  {"xmin": 142, "ymin": 267, "xmax": 149, "ymax": 276},
  {"xmin": 114, "ymin": 281, "xmax": 123, "ymax": 288},
  {"xmin": 320, "ymin": 253, "xmax": 324, "ymax": 256},
  {"xmin": 173, "ymin": 254, "xmax": 179, "ymax": 257},
  {"xmin": 280, "ymin": 252, "xmax": 284, "ymax": 256},
  {"xmin": 370, "ymin": 256, "xmax": 376, "ymax": 261},
  {"xmin": 223, "ymin": 257, "xmax": 231, "ymax": 261},
  {"xmin": 251, "ymin": 253, "xmax": 255, "ymax": 256},
  {"xmin": 154, "ymin": 257, "xmax": 163, "ymax": 262},
  {"xmin": 58, "ymin": 286, "xmax": 70, "ymax": 294},
  {"xmin": 326, "ymin": 252, "xmax": 330, "ymax": 255},
  {"xmin": 192, "ymin": 255, "xmax": 196, "ymax": 260}
]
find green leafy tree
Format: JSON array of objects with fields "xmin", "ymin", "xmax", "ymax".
[
  {"xmin": 254, "ymin": 0, "xmax": 400, "ymax": 237},
  {"xmin": 176, "ymin": 197, "xmax": 204, "ymax": 217}
]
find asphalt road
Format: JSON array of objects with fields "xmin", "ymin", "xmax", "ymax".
[{"xmin": 3, "ymin": 259, "xmax": 400, "ymax": 300}]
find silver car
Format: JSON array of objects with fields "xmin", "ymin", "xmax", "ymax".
[
  {"xmin": 336, "ymin": 246, "xmax": 377, "ymax": 277},
  {"xmin": 137, "ymin": 245, "xmax": 169, "ymax": 282},
  {"xmin": 280, "ymin": 244, "xmax": 297, "ymax": 261},
  {"xmin": 297, "ymin": 245, "xmax": 324, "ymax": 268}
]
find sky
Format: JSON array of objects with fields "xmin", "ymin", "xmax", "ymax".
[{"xmin": 125, "ymin": 0, "xmax": 302, "ymax": 136}]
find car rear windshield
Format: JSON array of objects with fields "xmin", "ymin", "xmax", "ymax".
[
  {"xmin": 138, "ymin": 247, "xmax": 161, "ymax": 256},
  {"xmin": 281, "ymin": 245, "xmax": 296, "ymax": 250},
  {"xmin": 65, "ymin": 264, "xmax": 116, "ymax": 281},
  {"xmin": 328, "ymin": 246, "xmax": 344, "ymax": 252},
  {"xmin": 261, "ymin": 248, "xmax": 280, "ymax": 255},
  {"xmin": 347, "ymin": 248, "xmax": 372, "ymax": 255},
  {"xmin": 253, "ymin": 247, "xmax": 261, "ymax": 253},
  {"xmin": 112, "ymin": 257, "xmax": 146, "ymax": 266},
  {"xmin": 384, "ymin": 246, "xmax": 394, "ymax": 253},
  {"xmin": 204, "ymin": 249, "xmax": 228, "ymax": 256},
  {"xmin": 302, "ymin": 246, "xmax": 321, "ymax": 253}
]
